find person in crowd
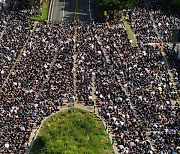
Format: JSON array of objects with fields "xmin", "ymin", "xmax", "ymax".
[{"xmin": 0, "ymin": 0, "xmax": 179, "ymax": 153}]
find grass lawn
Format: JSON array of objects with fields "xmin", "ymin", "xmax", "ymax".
[
  {"xmin": 122, "ymin": 16, "xmax": 137, "ymax": 47},
  {"xmin": 29, "ymin": 0, "xmax": 49, "ymax": 22},
  {"xmin": 30, "ymin": 108, "xmax": 113, "ymax": 154}
]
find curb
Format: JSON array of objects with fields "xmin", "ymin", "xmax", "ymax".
[{"xmin": 47, "ymin": 0, "xmax": 53, "ymax": 22}]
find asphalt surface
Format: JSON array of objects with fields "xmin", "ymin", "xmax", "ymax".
[
  {"xmin": 78, "ymin": 0, "xmax": 91, "ymax": 21},
  {"xmin": 50, "ymin": 0, "xmax": 103, "ymax": 22}
]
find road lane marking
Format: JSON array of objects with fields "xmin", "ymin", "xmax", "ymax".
[
  {"xmin": 50, "ymin": 0, "xmax": 55, "ymax": 21},
  {"xmin": 62, "ymin": 0, "xmax": 65, "ymax": 22},
  {"xmin": 74, "ymin": 0, "xmax": 79, "ymax": 21},
  {"xmin": 76, "ymin": 0, "xmax": 78, "ymax": 20},
  {"xmin": 89, "ymin": 0, "xmax": 92, "ymax": 20},
  {"xmin": 48, "ymin": 0, "xmax": 53, "ymax": 22}
]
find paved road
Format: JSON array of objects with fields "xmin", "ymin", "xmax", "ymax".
[
  {"xmin": 78, "ymin": 0, "xmax": 91, "ymax": 21},
  {"xmin": 50, "ymin": 0, "xmax": 102, "ymax": 22},
  {"xmin": 51, "ymin": 0, "xmax": 75, "ymax": 22}
]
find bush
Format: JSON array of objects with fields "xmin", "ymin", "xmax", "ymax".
[{"xmin": 30, "ymin": 108, "xmax": 113, "ymax": 154}]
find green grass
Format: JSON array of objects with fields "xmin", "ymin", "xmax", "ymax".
[
  {"xmin": 30, "ymin": 108, "xmax": 113, "ymax": 154},
  {"xmin": 29, "ymin": 0, "xmax": 50, "ymax": 22},
  {"xmin": 122, "ymin": 16, "xmax": 137, "ymax": 47}
]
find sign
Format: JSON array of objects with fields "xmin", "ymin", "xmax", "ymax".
[{"xmin": 104, "ymin": 11, "xmax": 107, "ymax": 16}]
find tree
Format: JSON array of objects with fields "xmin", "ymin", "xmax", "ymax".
[
  {"xmin": 92, "ymin": 0, "xmax": 138, "ymax": 20},
  {"xmin": 170, "ymin": 0, "xmax": 180, "ymax": 8},
  {"xmin": 14, "ymin": 0, "xmax": 41, "ymax": 8},
  {"xmin": 93, "ymin": 0, "xmax": 138, "ymax": 10}
]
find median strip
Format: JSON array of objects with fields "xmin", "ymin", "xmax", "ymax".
[
  {"xmin": 30, "ymin": 0, "xmax": 50, "ymax": 22},
  {"xmin": 122, "ymin": 16, "xmax": 137, "ymax": 47}
]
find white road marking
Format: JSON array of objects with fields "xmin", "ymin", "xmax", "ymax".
[
  {"xmin": 47, "ymin": 0, "xmax": 53, "ymax": 21},
  {"xmin": 50, "ymin": 0, "xmax": 55, "ymax": 21},
  {"xmin": 89, "ymin": 0, "xmax": 92, "ymax": 20},
  {"xmin": 62, "ymin": 0, "xmax": 66, "ymax": 22}
]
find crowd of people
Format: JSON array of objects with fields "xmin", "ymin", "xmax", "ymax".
[
  {"xmin": 127, "ymin": 7, "xmax": 158, "ymax": 44},
  {"xmin": 94, "ymin": 25, "xmax": 179, "ymax": 153},
  {"xmin": 0, "ymin": 11, "xmax": 75, "ymax": 153},
  {"xmin": 0, "ymin": 12, "xmax": 34, "ymax": 86},
  {"xmin": 150, "ymin": 0, "xmax": 180, "ymax": 43},
  {"xmin": 0, "ymin": 0, "xmax": 179, "ymax": 153}
]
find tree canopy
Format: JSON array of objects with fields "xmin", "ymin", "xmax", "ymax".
[
  {"xmin": 30, "ymin": 108, "xmax": 113, "ymax": 154},
  {"xmin": 93, "ymin": 0, "xmax": 138, "ymax": 10},
  {"xmin": 170, "ymin": 0, "xmax": 180, "ymax": 8},
  {"xmin": 14, "ymin": 0, "xmax": 40, "ymax": 8}
]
